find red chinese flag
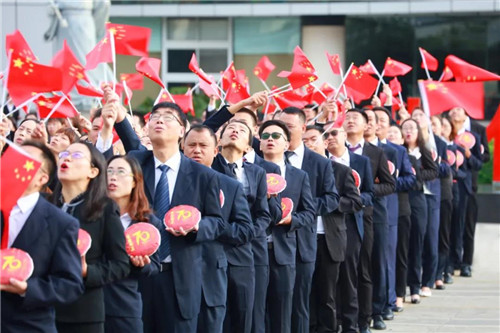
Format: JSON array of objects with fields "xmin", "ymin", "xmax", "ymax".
[
  {"xmin": 236, "ymin": 69, "xmax": 250, "ymax": 92},
  {"xmin": 221, "ymin": 62, "xmax": 234, "ymax": 91},
  {"xmin": 189, "ymin": 53, "xmax": 212, "ymax": 85},
  {"xmin": 419, "ymin": 47, "xmax": 439, "ymax": 72},
  {"xmin": 326, "ymin": 52, "xmax": 342, "ymax": 75},
  {"xmin": 76, "ymin": 83, "xmax": 104, "ymax": 98},
  {"xmin": 106, "ymin": 23, "xmax": 150, "ymax": 57},
  {"xmin": 7, "ymin": 56, "xmax": 63, "ymax": 106},
  {"xmin": 120, "ymin": 73, "xmax": 144, "ymax": 90},
  {"xmin": 309, "ymin": 83, "xmax": 335, "ymax": 105},
  {"xmin": 173, "ymin": 94, "xmax": 195, "ymax": 116},
  {"xmin": 5, "ymin": 30, "xmax": 36, "ymax": 61},
  {"xmin": 389, "ymin": 77, "xmax": 402, "ymax": 96},
  {"xmin": 278, "ymin": 46, "xmax": 318, "ymax": 89},
  {"xmin": 441, "ymin": 66, "xmax": 454, "ymax": 81},
  {"xmin": 445, "ymin": 55, "xmax": 500, "ymax": 82},
  {"xmin": 418, "ymin": 80, "xmax": 484, "ymax": 119},
  {"xmin": 406, "ymin": 97, "xmax": 421, "ymax": 113},
  {"xmin": 199, "ymin": 76, "xmax": 218, "ymax": 98},
  {"xmin": 486, "ymin": 104, "xmax": 500, "ymax": 142},
  {"xmin": 273, "ymin": 89, "xmax": 308, "ymax": 109},
  {"xmin": 359, "ymin": 61, "xmax": 377, "ymax": 75},
  {"xmin": 225, "ymin": 80, "xmax": 251, "ymax": 105},
  {"xmin": 253, "ymin": 56, "xmax": 275, "ymax": 81},
  {"xmin": 135, "ymin": 57, "xmax": 165, "ymax": 89},
  {"xmin": 383, "ymin": 57, "xmax": 412, "ymax": 77},
  {"xmin": 85, "ymin": 32, "xmax": 113, "ymax": 70},
  {"xmin": 344, "ymin": 65, "xmax": 379, "ymax": 104},
  {"xmin": 35, "ymin": 95, "xmax": 79, "ymax": 119},
  {"xmin": 52, "ymin": 40, "xmax": 90, "ymax": 94},
  {"xmin": 1, "ymin": 146, "xmax": 42, "ymax": 248}
]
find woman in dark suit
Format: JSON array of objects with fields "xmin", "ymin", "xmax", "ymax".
[
  {"xmin": 52, "ymin": 142, "xmax": 130, "ymax": 333},
  {"xmin": 104, "ymin": 155, "xmax": 162, "ymax": 333},
  {"xmin": 401, "ymin": 119, "xmax": 438, "ymax": 304}
]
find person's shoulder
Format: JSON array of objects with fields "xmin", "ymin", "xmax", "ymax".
[
  {"xmin": 470, "ymin": 119, "xmax": 486, "ymax": 132},
  {"xmin": 38, "ymin": 196, "xmax": 79, "ymax": 229},
  {"xmin": 332, "ymin": 160, "xmax": 351, "ymax": 174},
  {"xmin": 304, "ymin": 146, "xmax": 329, "ymax": 166}
]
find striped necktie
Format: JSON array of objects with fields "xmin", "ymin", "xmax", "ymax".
[{"xmin": 154, "ymin": 164, "xmax": 171, "ymax": 260}]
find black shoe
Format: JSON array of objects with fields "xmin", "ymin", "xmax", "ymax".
[
  {"xmin": 444, "ymin": 273, "xmax": 454, "ymax": 284},
  {"xmin": 360, "ymin": 327, "xmax": 372, "ymax": 333},
  {"xmin": 410, "ymin": 295, "xmax": 421, "ymax": 304},
  {"xmin": 392, "ymin": 306, "xmax": 404, "ymax": 313},
  {"xmin": 460, "ymin": 266, "xmax": 472, "ymax": 277},
  {"xmin": 382, "ymin": 308, "xmax": 394, "ymax": 321},
  {"xmin": 435, "ymin": 283, "xmax": 446, "ymax": 290},
  {"xmin": 372, "ymin": 315, "xmax": 387, "ymax": 330}
]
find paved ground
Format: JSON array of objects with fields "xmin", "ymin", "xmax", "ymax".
[{"xmin": 384, "ymin": 223, "xmax": 500, "ymax": 332}]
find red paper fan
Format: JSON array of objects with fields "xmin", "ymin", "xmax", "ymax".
[
  {"xmin": 77, "ymin": 229, "xmax": 92, "ymax": 256},
  {"xmin": 164, "ymin": 205, "xmax": 201, "ymax": 232},
  {"xmin": 0, "ymin": 248, "xmax": 34, "ymax": 284},
  {"xmin": 266, "ymin": 173, "xmax": 287, "ymax": 195},
  {"xmin": 125, "ymin": 222, "xmax": 161, "ymax": 256}
]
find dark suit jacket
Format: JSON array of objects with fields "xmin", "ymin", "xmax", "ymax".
[
  {"xmin": 1, "ymin": 196, "xmax": 84, "ymax": 333},
  {"xmin": 104, "ymin": 214, "xmax": 162, "ymax": 318},
  {"xmin": 269, "ymin": 164, "xmax": 315, "ymax": 266},
  {"xmin": 212, "ymin": 154, "xmax": 271, "ymax": 266},
  {"xmin": 115, "ymin": 117, "xmax": 227, "ymax": 319},
  {"xmin": 470, "ymin": 120, "xmax": 489, "ymax": 192},
  {"xmin": 297, "ymin": 146, "xmax": 339, "ymax": 263},
  {"xmin": 456, "ymin": 131, "xmax": 483, "ymax": 195},
  {"xmin": 324, "ymin": 161, "xmax": 363, "ymax": 261},
  {"xmin": 387, "ymin": 141, "xmax": 416, "ymax": 217},
  {"xmin": 348, "ymin": 151, "xmax": 374, "ymax": 239}
]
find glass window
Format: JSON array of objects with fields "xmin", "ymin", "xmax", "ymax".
[
  {"xmin": 199, "ymin": 49, "xmax": 227, "ymax": 72},
  {"xmin": 199, "ymin": 19, "xmax": 228, "ymax": 41},
  {"xmin": 168, "ymin": 19, "xmax": 197, "ymax": 41},
  {"xmin": 234, "ymin": 17, "xmax": 300, "ymax": 55},
  {"xmin": 168, "ymin": 49, "xmax": 194, "ymax": 73}
]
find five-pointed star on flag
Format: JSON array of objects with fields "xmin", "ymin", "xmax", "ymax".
[
  {"xmin": 13, "ymin": 58, "xmax": 24, "ymax": 68},
  {"xmin": 23, "ymin": 160, "xmax": 35, "ymax": 172}
]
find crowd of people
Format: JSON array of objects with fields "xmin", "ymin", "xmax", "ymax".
[{"xmin": 0, "ymin": 83, "xmax": 489, "ymax": 333}]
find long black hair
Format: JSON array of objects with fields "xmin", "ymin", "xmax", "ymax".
[
  {"xmin": 51, "ymin": 141, "xmax": 109, "ymax": 221},
  {"xmin": 401, "ymin": 118, "xmax": 427, "ymax": 152}
]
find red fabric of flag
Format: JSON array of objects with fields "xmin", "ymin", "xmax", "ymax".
[
  {"xmin": 120, "ymin": 73, "xmax": 144, "ymax": 90},
  {"xmin": 253, "ymin": 56, "xmax": 275, "ymax": 81},
  {"xmin": 135, "ymin": 57, "xmax": 164, "ymax": 89},
  {"xmin": 106, "ymin": 23, "xmax": 150, "ymax": 57},
  {"xmin": 359, "ymin": 61, "xmax": 376, "ymax": 75},
  {"xmin": 76, "ymin": 83, "xmax": 104, "ymax": 98},
  {"xmin": 344, "ymin": 65, "xmax": 379, "ymax": 104},
  {"xmin": 1, "ymin": 146, "xmax": 42, "ymax": 248},
  {"xmin": 35, "ymin": 95, "xmax": 79, "ymax": 119},
  {"xmin": 5, "ymin": 30, "xmax": 37, "ymax": 61},
  {"xmin": 383, "ymin": 57, "xmax": 412, "ymax": 77},
  {"xmin": 308, "ymin": 83, "xmax": 335, "ymax": 105},
  {"xmin": 486, "ymin": 104, "xmax": 500, "ymax": 142},
  {"xmin": 225, "ymin": 80, "xmax": 251, "ymax": 105},
  {"xmin": 441, "ymin": 66, "xmax": 454, "ymax": 81},
  {"xmin": 273, "ymin": 89, "xmax": 308, "ymax": 109},
  {"xmin": 419, "ymin": 47, "xmax": 439, "ymax": 71},
  {"xmin": 221, "ymin": 62, "xmax": 235, "ymax": 91},
  {"xmin": 199, "ymin": 76, "xmax": 219, "ymax": 98},
  {"xmin": 418, "ymin": 80, "xmax": 484, "ymax": 119},
  {"xmin": 85, "ymin": 32, "xmax": 113, "ymax": 70},
  {"xmin": 52, "ymin": 40, "xmax": 89, "ymax": 94},
  {"xmin": 278, "ymin": 46, "xmax": 318, "ymax": 90},
  {"xmin": 189, "ymin": 53, "xmax": 212, "ymax": 84},
  {"xmin": 326, "ymin": 52, "xmax": 341, "ymax": 75},
  {"xmin": 7, "ymin": 56, "xmax": 63, "ymax": 106},
  {"xmin": 156, "ymin": 90, "xmax": 194, "ymax": 116},
  {"xmin": 389, "ymin": 77, "xmax": 402, "ymax": 96},
  {"xmin": 445, "ymin": 55, "xmax": 500, "ymax": 82}
]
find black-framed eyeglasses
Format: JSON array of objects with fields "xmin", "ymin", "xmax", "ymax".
[
  {"xmin": 261, "ymin": 132, "xmax": 286, "ymax": 141},
  {"xmin": 323, "ymin": 129, "xmax": 343, "ymax": 139}
]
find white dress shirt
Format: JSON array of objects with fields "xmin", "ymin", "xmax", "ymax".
[
  {"xmin": 8, "ymin": 192, "xmax": 40, "ymax": 248},
  {"xmin": 244, "ymin": 149, "xmax": 256, "ymax": 164},
  {"xmin": 120, "ymin": 213, "xmax": 132, "ymax": 231},
  {"xmin": 288, "ymin": 142, "xmax": 305, "ymax": 169},
  {"xmin": 95, "ymin": 132, "xmax": 113, "ymax": 153},
  {"xmin": 329, "ymin": 147, "xmax": 350, "ymax": 167},
  {"xmin": 346, "ymin": 138, "xmax": 365, "ymax": 156},
  {"xmin": 224, "ymin": 157, "xmax": 249, "ymax": 191}
]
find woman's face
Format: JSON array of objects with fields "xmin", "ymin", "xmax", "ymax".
[
  {"xmin": 402, "ymin": 120, "xmax": 419, "ymax": 146},
  {"xmin": 431, "ymin": 117, "xmax": 442, "ymax": 136},
  {"xmin": 412, "ymin": 109, "xmax": 428, "ymax": 130},
  {"xmin": 13, "ymin": 120, "xmax": 37, "ymax": 145},
  {"xmin": 49, "ymin": 133, "xmax": 71, "ymax": 153},
  {"xmin": 107, "ymin": 158, "xmax": 135, "ymax": 202},
  {"xmin": 57, "ymin": 143, "xmax": 97, "ymax": 184},
  {"xmin": 387, "ymin": 125, "xmax": 403, "ymax": 145},
  {"xmin": 441, "ymin": 118, "xmax": 452, "ymax": 140}
]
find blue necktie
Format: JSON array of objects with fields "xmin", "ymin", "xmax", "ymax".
[
  {"xmin": 154, "ymin": 165, "xmax": 171, "ymax": 260},
  {"xmin": 227, "ymin": 163, "xmax": 237, "ymax": 179}
]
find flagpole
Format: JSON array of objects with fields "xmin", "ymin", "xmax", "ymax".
[
  {"xmin": 338, "ymin": 66, "xmax": 348, "ymax": 98},
  {"xmin": 4, "ymin": 94, "xmax": 41, "ymax": 119},
  {"xmin": 268, "ymin": 83, "xmax": 291, "ymax": 95},
  {"xmin": 1, "ymin": 50, "xmax": 13, "ymax": 121},
  {"xmin": 438, "ymin": 71, "xmax": 445, "ymax": 82},
  {"xmin": 122, "ymin": 80, "xmax": 134, "ymax": 117},
  {"xmin": 310, "ymin": 83, "xmax": 329, "ymax": 100},
  {"xmin": 419, "ymin": 48, "xmax": 432, "ymax": 81},
  {"xmin": 333, "ymin": 62, "xmax": 354, "ymax": 101},
  {"xmin": 109, "ymin": 31, "xmax": 117, "ymax": 91},
  {"xmin": 375, "ymin": 69, "xmax": 385, "ymax": 96},
  {"xmin": 259, "ymin": 78, "xmax": 271, "ymax": 91},
  {"xmin": 42, "ymin": 95, "xmax": 67, "ymax": 124},
  {"xmin": 268, "ymin": 86, "xmax": 293, "ymax": 98}
]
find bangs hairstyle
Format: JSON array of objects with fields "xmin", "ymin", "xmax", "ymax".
[
  {"xmin": 184, "ymin": 124, "xmax": 218, "ymax": 147},
  {"xmin": 282, "ymin": 107, "xmax": 306, "ymax": 124},
  {"xmin": 259, "ymin": 120, "xmax": 291, "ymax": 141},
  {"xmin": 22, "ymin": 140, "xmax": 57, "ymax": 188},
  {"xmin": 220, "ymin": 119, "xmax": 253, "ymax": 146},
  {"xmin": 55, "ymin": 127, "xmax": 80, "ymax": 144},
  {"xmin": 108, "ymin": 155, "xmax": 151, "ymax": 222},
  {"xmin": 51, "ymin": 142, "xmax": 109, "ymax": 221},
  {"xmin": 152, "ymin": 102, "xmax": 188, "ymax": 128}
]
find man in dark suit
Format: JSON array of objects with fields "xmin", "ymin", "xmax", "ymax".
[
  {"xmin": 325, "ymin": 125, "xmax": 374, "ymax": 333},
  {"xmin": 113, "ymin": 98, "xmax": 226, "ymax": 333},
  {"xmin": 212, "ymin": 120, "xmax": 272, "ymax": 333},
  {"xmin": 259, "ymin": 120, "xmax": 316, "ymax": 332},
  {"xmin": 1, "ymin": 141, "xmax": 84, "ymax": 333},
  {"xmin": 305, "ymin": 125, "xmax": 364, "ymax": 333},
  {"xmin": 343, "ymin": 108, "xmax": 395, "ymax": 332},
  {"xmin": 275, "ymin": 107, "xmax": 339, "ymax": 333},
  {"xmin": 183, "ymin": 125, "xmax": 254, "ymax": 333},
  {"xmin": 373, "ymin": 107, "xmax": 416, "ymax": 316}
]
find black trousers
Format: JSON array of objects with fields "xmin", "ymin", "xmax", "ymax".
[
  {"xmin": 337, "ymin": 218, "xmax": 362, "ymax": 333},
  {"xmin": 395, "ymin": 214, "xmax": 411, "ymax": 298},
  {"xmin": 407, "ymin": 191, "xmax": 427, "ymax": 295},
  {"xmin": 105, "ymin": 316, "xmax": 143, "ymax": 333},
  {"xmin": 310, "ymin": 235, "xmax": 341, "ymax": 333},
  {"xmin": 436, "ymin": 198, "xmax": 453, "ymax": 280},
  {"xmin": 292, "ymin": 259, "xmax": 315, "ymax": 333},
  {"xmin": 462, "ymin": 192, "xmax": 478, "ymax": 266},
  {"xmin": 371, "ymin": 221, "xmax": 388, "ymax": 316},
  {"xmin": 223, "ymin": 265, "xmax": 255, "ymax": 333},
  {"xmin": 56, "ymin": 322, "xmax": 104, "ymax": 333},
  {"xmin": 198, "ymin": 290, "xmax": 226, "ymax": 333},
  {"xmin": 357, "ymin": 209, "xmax": 373, "ymax": 329},
  {"xmin": 449, "ymin": 182, "xmax": 469, "ymax": 270}
]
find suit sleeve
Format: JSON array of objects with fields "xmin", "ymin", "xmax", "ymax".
[
  {"xmin": 203, "ymin": 106, "xmax": 234, "ymax": 133},
  {"xmin": 396, "ymin": 149, "xmax": 417, "ymax": 192},
  {"xmin": 218, "ymin": 183, "xmax": 255, "ymax": 245},
  {"xmin": 475, "ymin": 123, "xmax": 490, "ymax": 163},
  {"xmin": 315, "ymin": 160, "xmax": 340, "ymax": 215},
  {"xmin": 465, "ymin": 135, "xmax": 483, "ymax": 171},
  {"xmin": 373, "ymin": 151, "xmax": 396, "ymax": 197},
  {"xmin": 114, "ymin": 118, "xmax": 147, "ymax": 153},
  {"xmin": 338, "ymin": 167, "xmax": 363, "ymax": 214},
  {"xmin": 420, "ymin": 148, "xmax": 439, "ymax": 181},
  {"xmin": 360, "ymin": 160, "xmax": 374, "ymax": 207},
  {"xmin": 194, "ymin": 173, "xmax": 228, "ymax": 242},
  {"xmin": 252, "ymin": 170, "xmax": 272, "ymax": 237},
  {"xmin": 85, "ymin": 201, "xmax": 131, "ymax": 288},
  {"xmin": 289, "ymin": 172, "xmax": 316, "ymax": 232},
  {"xmin": 22, "ymin": 216, "xmax": 84, "ymax": 308}
]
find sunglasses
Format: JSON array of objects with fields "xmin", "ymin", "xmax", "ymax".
[
  {"xmin": 261, "ymin": 132, "xmax": 286, "ymax": 140},
  {"xmin": 323, "ymin": 129, "xmax": 344, "ymax": 138}
]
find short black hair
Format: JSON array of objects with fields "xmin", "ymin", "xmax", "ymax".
[
  {"xmin": 305, "ymin": 125, "xmax": 323, "ymax": 136},
  {"xmin": 234, "ymin": 108, "xmax": 258, "ymax": 128},
  {"xmin": 220, "ymin": 119, "xmax": 253, "ymax": 146},
  {"xmin": 22, "ymin": 140, "xmax": 57, "ymax": 188},
  {"xmin": 91, "ymin": 108, "xmax": 102, "ymax": 122},
  {"xmin": 18, "ymin": 118, "xmax": 40, "ymax": 128},
  {"xmin": 152, "ymin": 102, "xmax": 188, "ymax": 128},
  {"xmin": 372, "ymin": 106, "xmax": 391, "ymax": 121},
  {"xmin": 184, "ymin": 124, "xmax": 217, "ymax": 147},
  {"xmin": 304, "ymin": 104, "xmax": 315, "ymax": 109},
  {"xmin": 362, "ymin": 108, "xmax": 379, "ymax": 122},
  {"xmin": 346, "ymin": 108, "xmax": 368, "ymax": 123},
  {"xmin": 132, "ymin": 111, "xmax": 146, "ymax": 127},
  {"xmin": 259, "ymin": 120, "xmax": 291, "ymax": 142},
  {"xmin": 281, "ymin": 107, "xmax": 306, "ymax": 124}
]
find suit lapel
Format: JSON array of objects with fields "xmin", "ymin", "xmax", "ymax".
[
  {"xmin": 12, "ymin": 197, "xmax": 48, "ymax": 251},
  {"xmin": 243, "ymin": 162, "xmax": 256, "ymax": 198}
]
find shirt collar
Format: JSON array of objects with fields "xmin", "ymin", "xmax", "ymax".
[
  {"xmin": 244, "ymin": 149, "xmax": 256, "ymax": 164},
  {"xmin": 291, "ymin": 142, "xmax": 305, "ymax": 158},
  {"xmin": 121, "ymin": 212, "xmax": 132, "ymax": 222},
  {"xmin": 224, "ymin": 156, "xmax": 244, "ymax": 169},
  {"xmin": 380, "ymin": 138, "xmax": 387, "ymax": 144},
  {"xmin": 17, "ymin": 192, "xmax": 40, "ymax": 214},
  {"xmin": 464, "ymin": 116, "xmax": 471, "ymax": 131},
  {"xmin": 346, "ymin": 138, "xmax": 365, "ymax": 150},
  {"xmin": 154, "ymin": 151, "xmax": 182, "ymax": 172},
  {"xmin": 369, "ymin": 137, "xmax": 379, "ymax": 146}
]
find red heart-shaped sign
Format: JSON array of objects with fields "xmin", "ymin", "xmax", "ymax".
[
  {"xmin": 352, "ymin": 169, "xmax": 361, "ymax": 189},
  {"xmin": 77, "ymin": 229, "xmax": 92, "ymax": 256},
  {"xmin": 281, "ymin": 197, "xmax": 294, "ymax": 219},
  {"xmin": 388, "ymin": 160, "xmax": 396, "ymax": 175},
  {"xmin": 0, "ymin": 248, "xmax": 34, "ymax": 284},
  {"xmin": 266, "ymin": 173, "xmax": 287, "ymax": 195},
  {"xmin": 125, "ymin": 222, "xmax": 161, "ymax": 256},
  {"xmin": 164, "ymin": 205, "xmax": 201, "ymax": 232},
  {"xmin": 455, "ymin": 132, "xmax": 476, "ymax": 150},
  {"xmin": 446, "ymin": 150, "xmax": 456, "ymax": 166},
  {"xmin": 456, "ymin": 150, "xmax": 465, "ymax": 167}
]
